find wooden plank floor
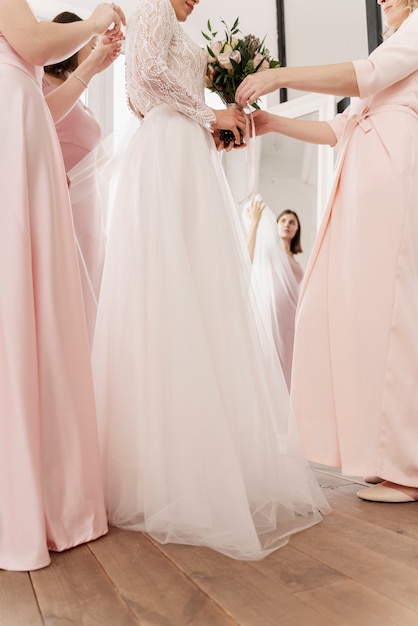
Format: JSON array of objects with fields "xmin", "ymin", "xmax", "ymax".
[{"xmin": 2, "ymin": 466, "xmax": 418, "ymax": 626}]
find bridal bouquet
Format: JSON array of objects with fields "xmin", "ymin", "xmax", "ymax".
[{"xmin": 203, "ymin": 17, "xmax": 280, "ymax": 146}]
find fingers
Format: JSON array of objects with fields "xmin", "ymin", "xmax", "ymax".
[
  {"xmin": 232, "ymin": 110, "xmax": 247, "ymax": 145},
  {"xmin": 111, "ymin": 4, "xmax": 127, "ymax": 26},
  {"xmin": 102, "ymin": 31, "xmax": 124, "ymax": 44},
  {"xmin": 105, "ymin": 3, "xmax": 126, "ymax": 37},
  {"xmin": 231, "ymin": 127, "xmax": 242, "ymax": 146},
  {"xmin": 250, "ymin": 194, "xmax": 266, "ymax": 214},
  {"xmin": 91, "ymin": 37, "xmax": 122, "ymax": 64},
  {"xmin": 236, "ymin": 78, "xmax": 256, "ymax": 108},
  {"xmin": 235, "ymin": 80, "xmax": 248, "ymax": 108},
  {"xmin": 212, "ymin": 108, "xmax": 251, "ymax": 149}
]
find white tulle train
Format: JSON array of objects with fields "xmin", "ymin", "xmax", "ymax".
[{"xmin": 92, "ymin": 105, "xmax": 330, "ymax": 560}]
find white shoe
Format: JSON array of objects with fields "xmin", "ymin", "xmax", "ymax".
[{"xmin": 357, "ymin": 482, "xmax": 418, "ymax": 503}]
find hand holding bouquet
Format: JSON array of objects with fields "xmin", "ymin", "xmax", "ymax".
[{"xmin": 203, "ymin": 18, "xmax": 280, "ymax": 147}]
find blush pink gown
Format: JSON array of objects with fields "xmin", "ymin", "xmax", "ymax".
[
  {"xmin": 0, "ymin": 34, "xmax": 107, "ymax": 571},
  {"xmin": 43, "ymin": 76, "xmax": 105, "ymax": 349},
  {"xmin": 291, "ymin": 10, "xmax": 418, "ymax": 486}
]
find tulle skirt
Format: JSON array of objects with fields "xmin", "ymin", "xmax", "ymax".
[{"xmin": 92, "ymin": 105, "xmax": 330, "ymax": 560}]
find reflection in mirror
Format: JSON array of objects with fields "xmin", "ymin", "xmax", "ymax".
[
  {"xmin": 257, "ymin": 112, "xmax": 319, "ymax": 270},
  {"xmin": 258, "ymin": 94, "xmax": 336, "ymax": 270},
  {"xmin": 223, "ymin": 93, "xmax": 336, "ymax": 270}
]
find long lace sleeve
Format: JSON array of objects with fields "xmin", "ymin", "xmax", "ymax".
[{"xmin": 126, "ymin": 0, "xmax": 216, "ymax": 130}]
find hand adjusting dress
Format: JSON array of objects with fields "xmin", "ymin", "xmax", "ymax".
[{"xmin": 92, "ymin": 0, "xmax": 329, "ymax": 560}]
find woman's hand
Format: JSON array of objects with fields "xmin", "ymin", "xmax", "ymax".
[
  {"xmin": 213, "ymin": 130, "xmax": 229, "ymax": 152},
  {"xmin": 235, "ymin": 69, "xmax": 281, "ymax": 108},
  {"xmin": 212, "ymin": 107, "xmax": 247, "ymax": 147},
  {"xmin": 84, "ymin": 33, "xmax": 124, "ymax": 75},
  {"xmin": 45, "ymin": 31, "xmax": 124, "ymax": 124},
  {"xmin": 88, "ymin": 3, "xmax": 126, "ymax": 38},
  {"xmin": 251, "ymin": 110, "xmax": 275, "ymax": 137},
  {"xmin": 247, "ymin": 194, "xmax": 266, "ymax": 222},
  {"xmin": 212, "ymin": 129, "xmax": 247, "ymax": 152},
  {"xmin": 246, "ymin": 194, "xmax": 266, "ymax": 262}
]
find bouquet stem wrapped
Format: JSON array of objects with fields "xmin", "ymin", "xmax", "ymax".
[{"xmin": 203, "ymin": 18, "xmax": 280, "ymax": 147}]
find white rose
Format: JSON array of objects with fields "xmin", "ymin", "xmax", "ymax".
[
  {"xmin": 218, "ymin": 49, "xmax": 241, "ymax": 70},
  {"xmin": 230, "ymin": 50, "xmax": 241, "ymax": 65},
  {"xmin": 209, "ymin": 40, "xmax": 224, "ymax": 58},
  {"xmin": 253, "ymin": 53, "xmax": 269, "ymax": 70},
  {"xmin": 218, "ymin": 52, "xmax": 233, "ymax": 70}
]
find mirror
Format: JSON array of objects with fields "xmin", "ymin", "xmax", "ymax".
[{"xmin": 223, "ymin": 93, "xmax": 336, "ymax": 270}]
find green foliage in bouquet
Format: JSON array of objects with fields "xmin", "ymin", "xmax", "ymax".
[{"xmin": 202, "ymin": 17, "xmax": 280, "ymax": 109}]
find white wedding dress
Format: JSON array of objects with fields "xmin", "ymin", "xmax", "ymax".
[{"xmin": 92, "ymin": 0, "xmax": 330, "ymax": 560}]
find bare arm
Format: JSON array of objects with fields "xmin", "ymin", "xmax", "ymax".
[
  {"xmin": 0, "ymin": 0, "xmax": 125, "ymax": 67},
  {"xmin": 236, "ymin": 62, "xmax": 359, "ymax": 107},
  {"xmin": 246, "ymin": 196, "xmax": 265, "ymax": 263},
  {"xmin": 45, "ymin": 35, "xmax": 122, "ymax": 124},
  {"xmin": 252, "ymin": 110, "xmax": 337, "ymax": 147}
]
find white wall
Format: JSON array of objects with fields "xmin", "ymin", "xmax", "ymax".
[
  {"xmin": 185, "ymin": 1, "xmax": 279, "ymax": 62},
  {"xmin": 285, "ymin": 0, "xmax": 368, "ymax": 67},
  {"xmin": 30, "ymin": 0, "xmax": 369, "ymax": 67}
]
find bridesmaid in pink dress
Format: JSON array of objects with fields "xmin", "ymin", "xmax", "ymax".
[
  {"xmin": 246, "ymin": 198, "xmax": 304, "ymax": 389},
  {"xmin": 43, "ymin": 12, "xmax": 122, "ymax": 348},
  {"xmin": 236, "ymin": 0, "xmax": 418, "ymax": 503},
  {"xmin": 0, "ymin": 0, "xmax": 125, "ymax": 571}
]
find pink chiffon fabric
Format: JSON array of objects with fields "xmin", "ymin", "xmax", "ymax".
[
  {"xmin": 291, "ymin": 10, "xmax": 418, "ymax": 485},
  {"xmin": 0, "ymin": 35, "xmax": 107, "ymax": 571},
  {"xmin": 43, "ymin": 77, "xmax": 105, "ymax": 349}
]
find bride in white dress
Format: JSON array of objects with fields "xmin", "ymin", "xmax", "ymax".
[{"xmin": 92, "ymin": 0, "xmax": 330, "ymax": 560}]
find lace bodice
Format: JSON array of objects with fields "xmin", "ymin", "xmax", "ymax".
[{"xmin": 125, "ymin": 0, "xmax": 215, "ymax": 130}]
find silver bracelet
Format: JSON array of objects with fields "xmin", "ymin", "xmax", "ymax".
[{"xmin": 72, "ymin": 73, "xmax": 88, "ymax": 89}]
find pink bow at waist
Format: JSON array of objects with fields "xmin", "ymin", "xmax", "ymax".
[{"xmin": 348, "ymin": 103, "xmax": 418, "ymax": 134}]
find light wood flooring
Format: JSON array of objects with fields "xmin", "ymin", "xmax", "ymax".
[{"xmin": 2, "ymin": 466, "xmax": 418, "ymax": 626}]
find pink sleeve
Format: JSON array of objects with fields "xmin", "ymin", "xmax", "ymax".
[
  {"xmin": 325, "ymin": 107, "xmax": 351, "ymax": 145},
  {"xmin": 353, "ymin": 10, "xmax": 418, "ymax": 98}
]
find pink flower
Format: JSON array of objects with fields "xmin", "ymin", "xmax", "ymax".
[
  {"xmin": 253, "ymin": 52, "xmax": 269, "ymax": 70},
  {"xmin": 230, "ymin": 50, "xmax": 242, "ymax": 64},
  {"xmin": 209, "ymin": 40, "xmax": 224, "ymax": 58},
  {"xmin": 218, "ymin": 49, "xmax": 242, "ymax": 70}
]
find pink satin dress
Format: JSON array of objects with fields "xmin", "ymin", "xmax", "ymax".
[
  {"xmin": 43, "ymin": 76, "xmax": 105, "ymax": 349},
  {"xmin": 0, "ymin": 34, "xmax": 107, "ymax": 571},
  {"xmin": 291, "ymin": 10, "xmax": 418, "ymax": 486}
]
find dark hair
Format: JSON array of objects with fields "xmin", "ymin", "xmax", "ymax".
[
  {"xmin": 44, "ymin": 12, "xmax": 83, "ymax": 77},
  {"xmin": 276, "ymin": 210, "xmax": 303, "ymax": 254}
]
